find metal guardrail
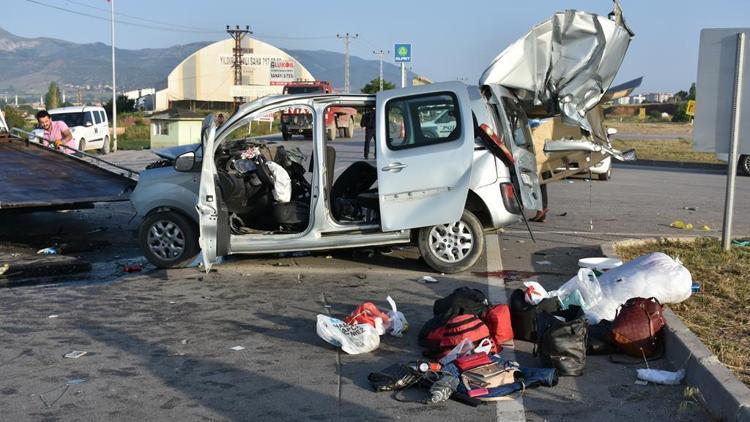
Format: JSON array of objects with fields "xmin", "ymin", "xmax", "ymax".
[{"xmin": 10, "ymin": 127, "xmax": 139, "ymax": 180}]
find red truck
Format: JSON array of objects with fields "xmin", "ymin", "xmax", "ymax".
[{"xmin": 280, "ymin": 81, "xmax": 357, "ymax": 141}]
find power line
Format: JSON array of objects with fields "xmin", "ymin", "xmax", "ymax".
[{"xmin": 337, "ymin": 33, "xmax": 358, "ymax": 93}]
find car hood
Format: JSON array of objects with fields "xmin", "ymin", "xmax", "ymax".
[
  {"xmin": 152, "ymin": 143, "xmax": 200, "ymax": 160},
  {"xmin": 479, "ymin": 0, "xmax": 634, "ymax": 135}
]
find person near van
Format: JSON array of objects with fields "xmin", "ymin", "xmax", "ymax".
[
  {"xmin": 216, "ymin": 113, "xmax": 225, "ymax": 127},
  {"xmin": 361, "ymin": 108, "xmax": 375, "ymax": 159},
  {"xmin": 530, "ymin": 184, "xmax": 550, "ymax": 222},
  {"xmin": 36, "ymin": 110, "xmax": 75, "ymax": 155}
]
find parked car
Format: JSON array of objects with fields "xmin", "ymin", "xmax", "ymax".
[
  {"xmin": 43, "ymin": 106, "xmax": 111, "ymax": 154},
  {"xmin": 130, "ymin": 5, "xmax": 633, "ymax": 273},
  {"xmin": 717, "ymin": 153, "xmax": 750, "ymax": 176}
]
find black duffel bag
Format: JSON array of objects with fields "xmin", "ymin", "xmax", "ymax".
[
  {"xmin": 535, "ymin": 305, "xmax": 588, "ymax": 377},
  {"xmin": 509, "ymin": 288, "xmax": 560, "ymax": 342}
]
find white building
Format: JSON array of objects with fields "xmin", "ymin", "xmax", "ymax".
[{"xmin": 154, "ymin": 37, "xmax": 314, "ymax": 111}]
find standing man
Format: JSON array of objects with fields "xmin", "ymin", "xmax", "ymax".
[
  {"xmin": 215, "ymin": 113, "xmax": 225, "ymax": 127},
  {"xmin": 36, "ymin": 110, "xmax": 75, "ymax": 155},
  {"xmin": 361, "ymin": 108, "xmax": 375, "ymax": 159}
]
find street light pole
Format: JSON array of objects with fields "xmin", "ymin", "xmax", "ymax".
[
  {"xmin": 110, "ymin": 0, "xmax": 117, "ymax": 152},
  {"xmin": 373, "ymin": 49, "xmax": 389, "ymax": 91}
]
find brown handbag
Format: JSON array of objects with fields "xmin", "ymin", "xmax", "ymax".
[{"xmin": 610, "ymin": 297, "xmax": 666, "ymax": 358}]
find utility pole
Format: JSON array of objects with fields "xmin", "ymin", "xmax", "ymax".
[
  {"xmin": 227, "ymin": 25, "xmax": 252, "ymax": 111},
  {"xmin": 110, "ymin": 0, "xmax": 117, "ymax": 152},
  {"xmin": 337, "ymin": 33, "xmax": 358, "ymax": 93},
  {"xmin": 373, "ymin": 49, "xmax": 389, "ymax": 92}
]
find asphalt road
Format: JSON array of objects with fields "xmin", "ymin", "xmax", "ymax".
[{"xmin": 1, "ymin": 130, "xmax": 742, "ymax": 421}]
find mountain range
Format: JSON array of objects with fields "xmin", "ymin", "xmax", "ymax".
[{"xmin": 0, "ymin": 27, "xmax": 416, "ymax": 96}]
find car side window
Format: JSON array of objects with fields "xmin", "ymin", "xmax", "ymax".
[
  {"xmin": 501, "ymin": 98, "xmax": 532, "ymax": 148},
  {"xmin": 93, "ymin": 111, "xmax": 102, "ymax": 124},
  {"xmin": 99, "ymin": 111, "xmax": 106, "ymax": 123},
  {"xmin": 84, "ymin": 112, "xmax": 94, "ymax": 126},
  {"xmin": 385, "ymin": 92, "xmax": 461, "ymax": 150}
]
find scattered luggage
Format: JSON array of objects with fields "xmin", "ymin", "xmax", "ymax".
[
  {"xmin": 610, "ymin": 297, "xmax": 666, "ymax": 358},
  {"xmin": 509, "ymin": 288, "xmax": 561, "ymax": 342},
  {"xmin": 535, "ymin": 306, "xmax": 588, "ymax": 376}
]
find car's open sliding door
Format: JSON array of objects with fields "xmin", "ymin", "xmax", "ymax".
[{"xmin": 375, "ymin": 82, "xmax": 474, "ymax": 231}]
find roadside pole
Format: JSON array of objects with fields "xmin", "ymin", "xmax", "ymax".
[
  {"xmin": 394, "ymin": 44, "xmax": 411, "ymax": 88},
  {"xmin": 110, "ymin": 0, "xmax": 117, "ymax": 152},
  {"xmin": 722, "ymin": 32, "xmax": 745, "ymax": 251}
]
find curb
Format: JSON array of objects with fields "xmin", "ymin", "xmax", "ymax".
[
  {"xmin": 614, "ymin": 159, "xmax": 726, "ymax": 171},
  {"xmin": 601, "ymin": 238, "xmax": 750, "ymax": 422}
]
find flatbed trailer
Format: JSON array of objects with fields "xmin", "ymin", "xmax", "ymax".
[{"xmin": 0, "ymin": 130, "xmax": 137, "ymax": 212}]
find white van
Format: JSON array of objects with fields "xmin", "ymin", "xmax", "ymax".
[{"xmin": 47, "ymin": 106, "xmax": 111, "ymax": 154}]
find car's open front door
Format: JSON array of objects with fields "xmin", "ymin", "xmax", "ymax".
[
  {"xmin": 196, "ymin": 117, "xmax": 222, "ymax": 272},
  {"xmin": 376, "ymin": 82, "xmax": 474, "ymax": 231}
]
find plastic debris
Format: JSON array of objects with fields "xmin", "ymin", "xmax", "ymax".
[
  {"xmin": 123, "ymin": 264, "xmax": 142, "ymax": 273},
  {"xmin": 48, "ymin": 315, "xmax": 59, "ymax": 319},
  {"xmin": 636, "ymin": 368, "xmax": 685, "ymax": 385},
  {"xmin": 420, "ymin": 275, "xmax": 438, "ymax": 283},
  {"xmin": 536, "ymin": 260, "xmax": 552, "ymax": 265},
  {"xmin": 64, "ymin": 351, "xmax": 87, "ymax": 359},
  {"xmin": 36, "ymin": 247, "xmax": 59, "ymax": 255},
  {"xmin": 732, "ymin": 239, "xmax": 750, "ymax": 247},
  {"xmin": 229, "ymin": 346, "xmax": 245, "ymax": 351},
  {"xmin": 66, "ymin": 379, "xmax": 86, "ymax": 385},
  {"xmin": 683, "ymin": 206, "xmax": 697, "ymax": 211},
  {"xmin": 0, "ymin": 263, "xmax": 8, "ymax": 276},
  {"xmin": 691, "ymin": 282, "xmax": 701, "ymax": 293},
  {"xmin": 670, "ymin": 220, "xmax": 693, "ymax": 230},
  {"xmin": 523, "ymin": 281, "xmax": 550, "ymax": 305},
  {"xmin": 386, "ymin": 296, "xmax": 408, "ymax": 337}
]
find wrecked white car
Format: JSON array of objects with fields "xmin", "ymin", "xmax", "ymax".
[{"xmin": 130, "ymin": 4, "xmax": 633, "ymax": 273}]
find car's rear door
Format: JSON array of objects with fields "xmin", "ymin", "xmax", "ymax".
[{"xmin": 376, "ymin": 82, "xmax": 474, "ymax": 231}]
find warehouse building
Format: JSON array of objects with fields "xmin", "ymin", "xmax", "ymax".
[{"xmin": 155, "ymin": 37, "xmax": 315, "ymax": 111}]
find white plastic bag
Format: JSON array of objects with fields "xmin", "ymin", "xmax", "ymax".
[
  {"xmin": 636, "ymin": 368, "xmax": 685, "ymax": 385},
  {"xmin": 585, "ymin": 252, "xmax": 693, "ymax": 324},
  {"xmin": 385, "ymin": 296, "xmax": 408, "ymax": 337},
  {"xmin": 523, "ymin": 281, "xmax": 549, "ymax": 305},
  {"xmin": 554, "ymin": 268, "xmax": 603, "ymax": 311},
  {"xmin": 316, "ymin": 314, "xmax": 380, "ymax": 354},
  {"xmin": 439, "ymin": 338, "xmax": 474, "ymax": 366}
]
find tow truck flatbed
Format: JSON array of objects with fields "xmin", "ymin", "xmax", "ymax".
[{"xmin": 0, "ymin": 133, "xmax": 136, "ymax": 212}]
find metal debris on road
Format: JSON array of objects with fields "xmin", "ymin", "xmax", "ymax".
[
  {"xmin": 36, "ymin": 247, "xmax": 59, "ymax": 255},
  {"xmin": 536, "ymin": 260, "xmax": 553, "ymax": 265},
  {"xmin": 229, "ymin": 346, "xmax": 245, "ymax": 351},
  {"xmin": 420, "ymin": 275, "xmax": 438, "ymax": 283},
  {"xmin": 63, "ymin": 351, "xmax": 88, "ymax": 359}
]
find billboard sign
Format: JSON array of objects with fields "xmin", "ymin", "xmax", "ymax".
[{"xmin": 394, "ymin": 44, "xmax": 411, "ymax": 62}]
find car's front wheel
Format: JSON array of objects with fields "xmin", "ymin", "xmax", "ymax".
[
  {"xmin": 739, "ymin": 155, "xmax": 750, "ymax": 177},
  {"xmin": 100, "ymin": 135, "xmax": 110, "ymax": 154},
  {"xmin": 139, "ymin": 211, "xmax": 199, "ymax": 268},
  {"xmin": 417, "ymin": 209, "xmax": 485, "ymax": 274}
]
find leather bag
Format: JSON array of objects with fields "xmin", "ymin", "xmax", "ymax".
[{"xmin": 610, "ymin": 297, "xmax": 666, "ymax": 358}]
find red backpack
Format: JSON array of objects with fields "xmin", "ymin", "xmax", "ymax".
[
  {"xmin": 436, "ymin": 314, "xmax": 496, "ymax": 357},
  {"xmin": 482, "ymin": 304, "xmax": 514, "ymax": 347}
]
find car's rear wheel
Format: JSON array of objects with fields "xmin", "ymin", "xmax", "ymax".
[
  {"xmin": 739, "ymin": 155, "xmax": 750, "ymax": 177},
  {"xmin": 417, "ymin": 209, "xmax": 485, "ymax": 274},
  {"xmin": 139, "ymin": 211, "xmax": 198, "ymax": 268},
  {"xmin": 100, "ymin": 135, "xmax": 110, "ymax": 154},
  {"xmin": 78, "ymin": 138, "xmax": 87, "ymax": 152},
  {"xmin": 598, "ymin": 168, "xmax": 611, "ymax": 181}
]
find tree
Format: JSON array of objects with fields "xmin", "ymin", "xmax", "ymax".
[
  {"xmin": 688, "ymin": 82, "xmax": 696, "ymax": 100},
  {"xmin": 674, "ymin": 90, "xmax": 689, "ymax": 101},
  {"xmin": 44, "ymin": 82, "xmax": 62, "ymax": 109},
  {"xmin": 361, "ymin": 78, "xmax": 396, "ymax": 94},
  {"xmin": 672, "ymin": 102, "xmax": 690, "ymax": 122},
  {"xmin": 2, "ymin": 105, "xmax": 30, "ymax": 130},
  {"xmin": 103, "ymin": 95, "xmax": 136, "ymax": 119}
]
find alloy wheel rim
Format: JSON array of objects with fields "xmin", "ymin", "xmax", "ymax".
[
  {"xmin": 428, "ymin": 221, "xmax": 473, "ymax": 263},
  {"xmin": 147, "ymin": 220, "xmax": 186, "ymax": 261}
]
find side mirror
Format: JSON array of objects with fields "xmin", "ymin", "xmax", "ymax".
[
  {"xmin": 606, "ymin": 127, "xmax": 618, "ymax": 136},
  {"xmin": 174, "ymin": 151, "xmax": 196, "ymax": 172},
  {"xmin": 85, "ymin": 121, "xmax": 93, "ymax": 127}
]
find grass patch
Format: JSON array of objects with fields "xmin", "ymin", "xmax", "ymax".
[
  {"xmin": 612, "ymin": 139, "xmax": 722, "ymax": 163},
  {"xmin": 617, "ymin": 237, "xmax": 750, "ymax": 386},
  {"xmin": 118, "ymin": 124, "xmax": 150, "ymax": 150}
]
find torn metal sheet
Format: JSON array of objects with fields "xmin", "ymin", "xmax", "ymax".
[{"xmin": 479, "ymin": 0, "xmax": 633, "ymax": 133}]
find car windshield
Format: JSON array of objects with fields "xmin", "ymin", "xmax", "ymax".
[
  {"xmin": 285, "ymin": 86, "xmax": 324, "ymax": 94},
  {"xmin": 50, "ymin": 112, "xmax": 84, "ymax": 127}
]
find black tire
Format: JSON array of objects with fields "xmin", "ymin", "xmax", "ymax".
[
  {"xmin": 138, "ymin": 211, "xmax": 199, "ymax": 268},
  {"xmin": 100, "ymin": 135, "xmax": 110, "ymax": 154},
  {"xmin": 78, "ymin": 138, "xmax": 87, "ymax": 152},
  {"xmin": 739, "ymin": 155, "xmax": 750, "ymax": 177},
  {"xmin": 598, "ymin": 168, "xmax": 611, "ymax": 181},
  {"xmin": 281, "ymin": 129, "xmax": 291, "ymax": 141},
  {"xmin": 417, "ymin": 209, "xmax": 485, "ymax": 274}
]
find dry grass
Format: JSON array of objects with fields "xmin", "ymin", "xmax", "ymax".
[
  {"xmin": 606, "ymin": 120, "xmax": 693, "ymax": 136},
  {"xmin": 617, "ymin": 237, "xmax": 750, "ymax": 386},
  {"xmin": 612, "ymin": 139, "xmax": 722, "ymax": 163}
]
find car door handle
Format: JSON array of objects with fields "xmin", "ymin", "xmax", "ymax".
[{"xmin": 381, "ymin": 162, "xmax": 407, "ymax": 172}]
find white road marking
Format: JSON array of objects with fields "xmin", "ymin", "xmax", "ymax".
[
  {"xmin": 484, "ymin": 234, "xmax": 526, "ymax": 421},
  {"xmin": 502, "ymin": 229, "xmax": 703, "ymax": 237}
]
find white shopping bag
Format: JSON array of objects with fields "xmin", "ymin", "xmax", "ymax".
[{"xmin": 316, "ymin": 314, "xmax": 380, "ymax": 355}]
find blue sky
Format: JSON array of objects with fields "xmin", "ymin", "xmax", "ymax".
[{"xmin": 6, "ymin": 0, "xmax": 750, "ymax": 93}]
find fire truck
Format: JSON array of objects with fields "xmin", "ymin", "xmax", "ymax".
[{"xmin": 280, "ymin": 81, "xmax": 357, "ymax": 141}]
